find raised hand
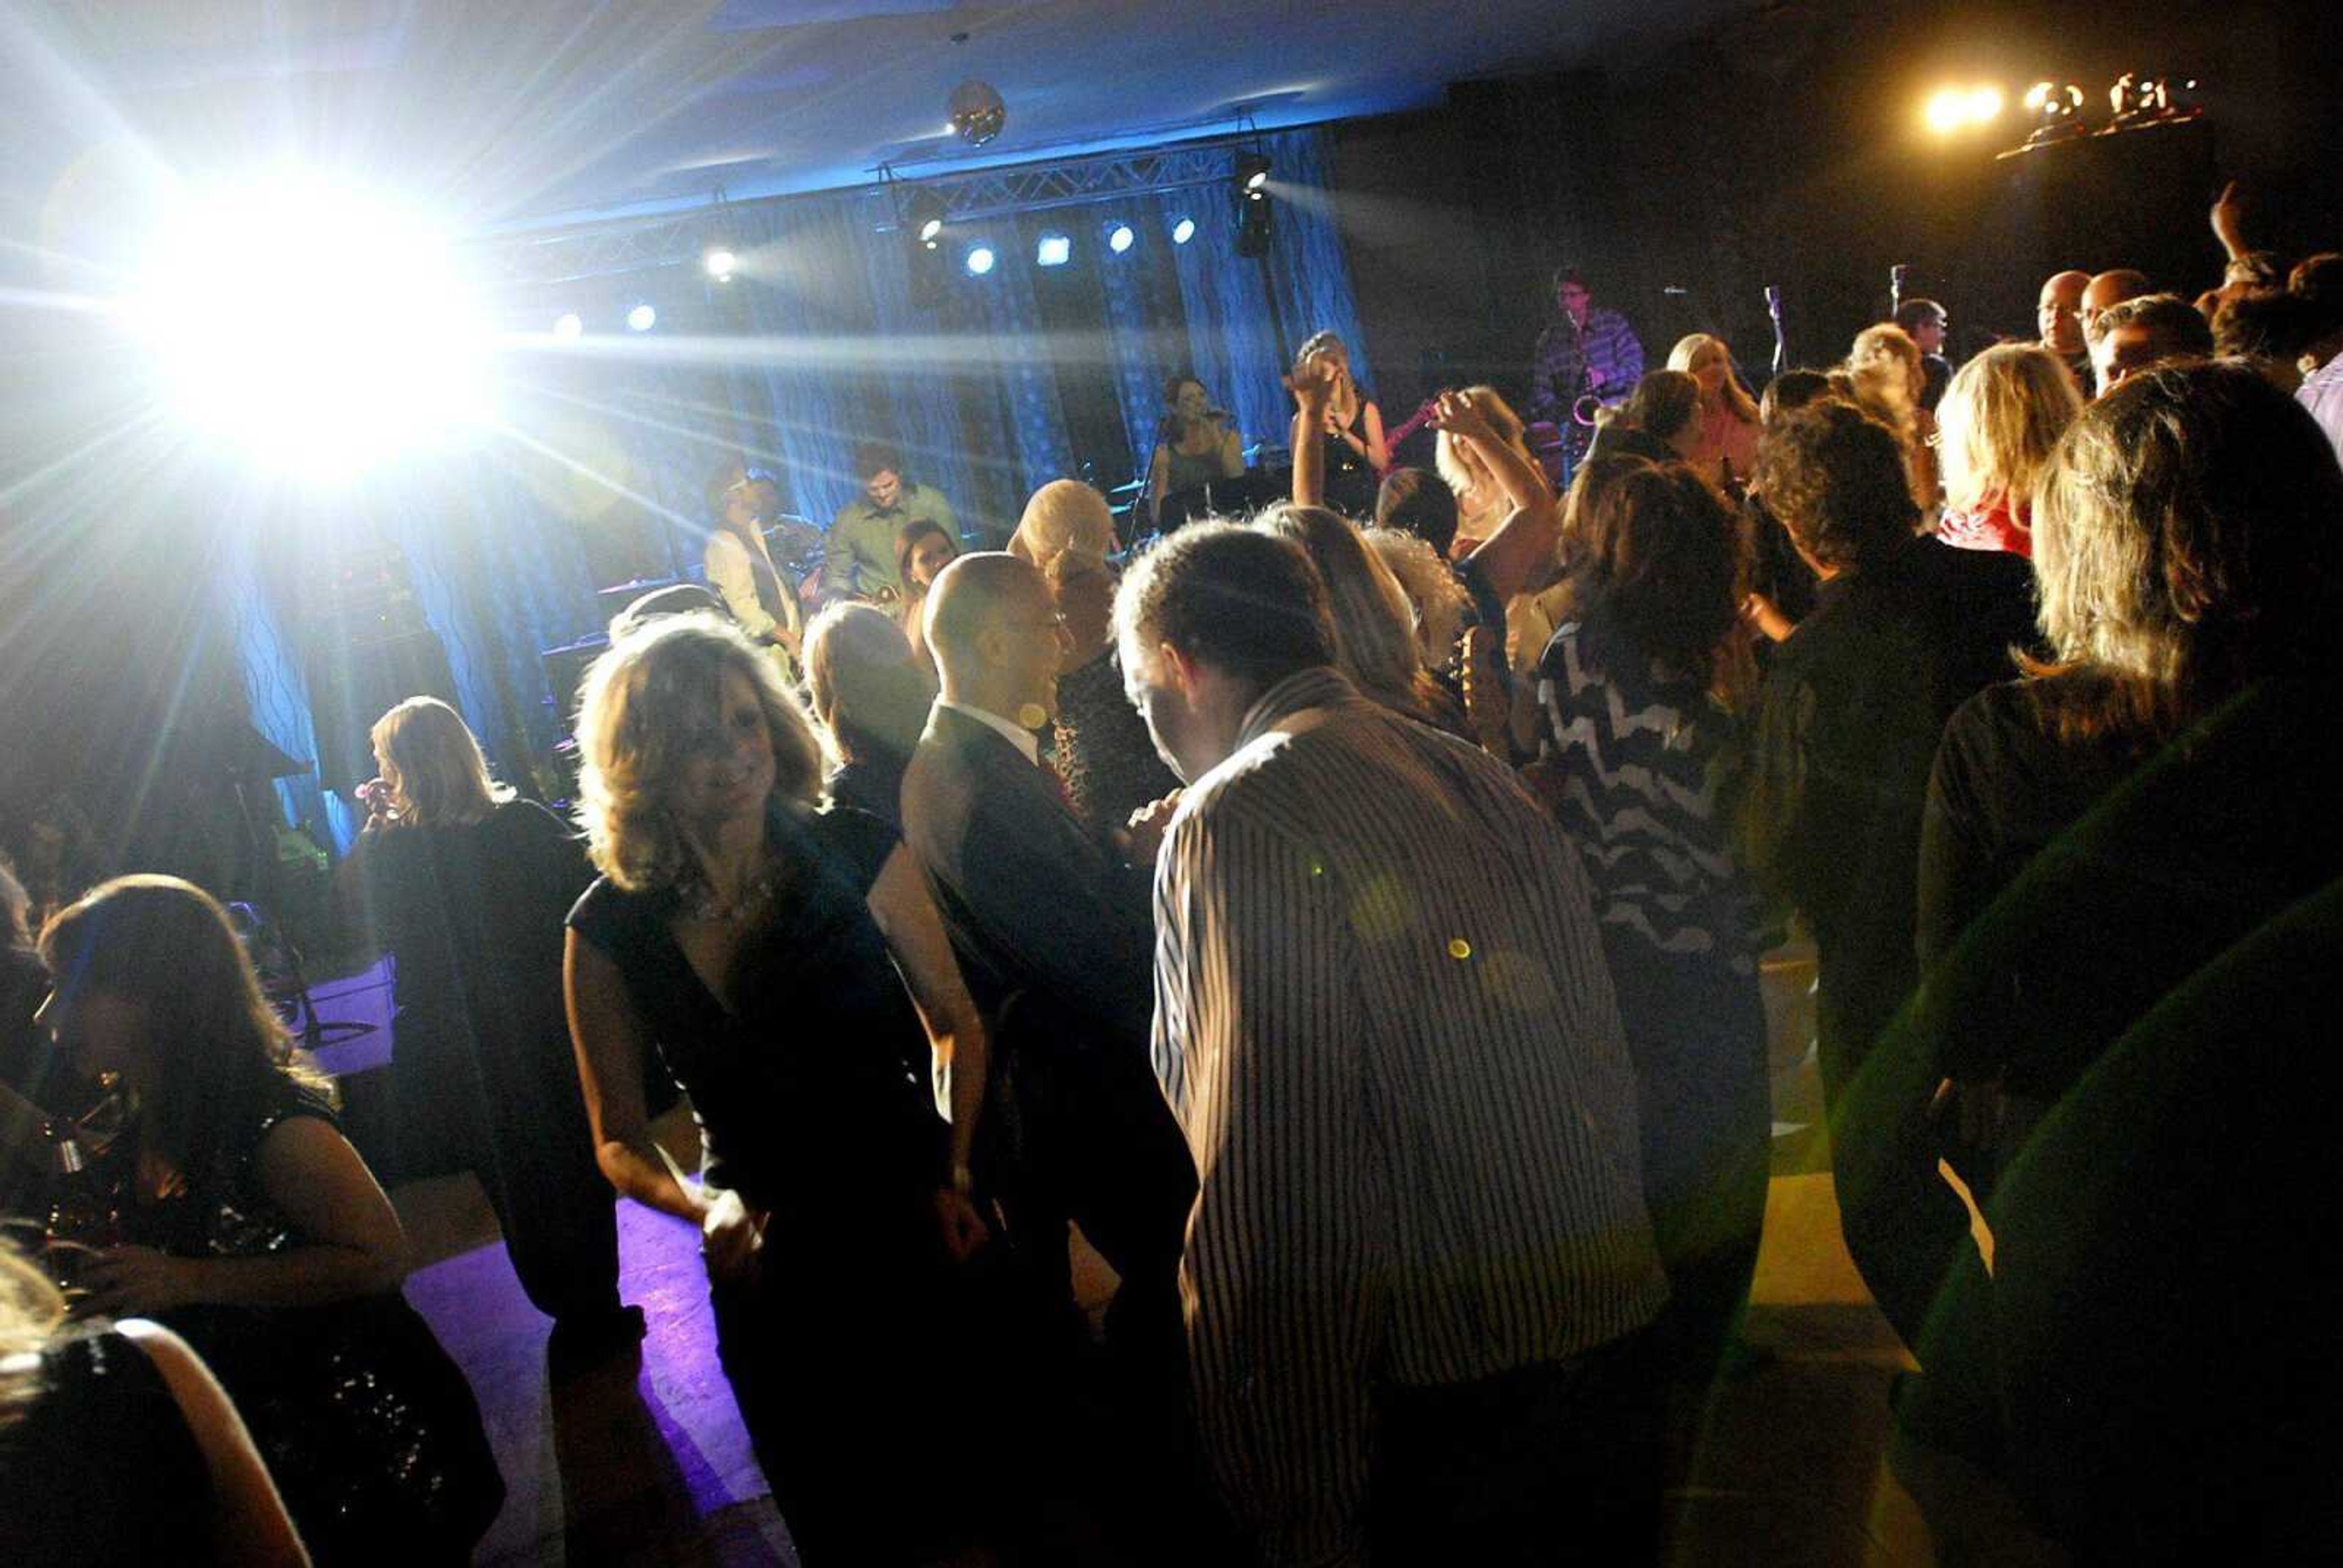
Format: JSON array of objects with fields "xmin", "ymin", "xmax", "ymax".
[
  {"xmin": 1285, "ymin": 353, "xmax": 1341, "ymax": 417},
  {"xmin": 2210, "ymin": 179, "xmax": 2247, "ymax": 259},
  {"xmin": 1430, "ymin": 389, "xmax": 1497, "ymax": 447}
]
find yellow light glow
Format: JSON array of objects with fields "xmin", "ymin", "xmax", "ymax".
[
  {"xmin": 2024, "ymin": 81, "xmax": 2052, "ymax": 111},
  {"xmin": 1924, "ymin": 88, "xmax": 1971, "ymax": 134},
  {"xmin": 1968, "ymin": 85, "xmax": 2004, "ymax": 121}
]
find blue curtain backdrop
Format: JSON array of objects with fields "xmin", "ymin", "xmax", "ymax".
[{"xmin": 226, "ymin": 126, "xmax": 1372, "ymax": 849}]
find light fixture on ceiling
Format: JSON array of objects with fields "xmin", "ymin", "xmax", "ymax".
[
  {"xmin": 704, "ymin": 247, "xmax": 738, "ymax": 282},
  {"xmin": 627, "ymin": 303, "xmax": 657, "ymax": 331},
  {"xmin": 1233, "ymin": 154, "xmax": 1273, "ymax": 260},
  {"xmin": 948, "ymin": 79, "xmax": 1007, "ymax": 146},
  {"xmin": 1170, "ymin": 216, "xmax": 1197, "ymax": 245},
  {"xmin": 552, "ymin": 312, "xmax": 583, "ymax": 338},
  {"xmin": 964, "ymin": 243, "xmax": 996, "ymax": 276},
  {"xmin": 1106, "ymin": 223, "xmax": 1135, "ymax": 255},
  {"xmin": 1036, "ymin": 232, "xmax": 1071, "ymax": 267}
]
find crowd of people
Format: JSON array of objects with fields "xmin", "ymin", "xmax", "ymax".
[{"xmin": 6, "ymin": 174, "xmax": 2343, "ymax": 1567}]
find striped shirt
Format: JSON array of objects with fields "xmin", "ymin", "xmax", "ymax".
[
  {"xmin": 1151, "ymin": 667, "xmax": 1666, "ymax": 1567},
  {"xmin": 1529, "ymin": 306, "xmax": 1645, "ymax": 425},
  {"xmin": 1530, "ymin": 616, "xmax": 1758, "ymax": 974}
]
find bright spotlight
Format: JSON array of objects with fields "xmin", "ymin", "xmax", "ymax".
[
  {"xmin": 2024, "ymin": 80, "xmax": 2052, "ymax": 111},
  {"xmin": 1236, "ymin": 152, "xmax": 1272, "ymax": 192},
  {"xmin": 129, "ymin": 173, "xmax": 491, "ymax": 475},
  {"xmin": 1171, "ymin": 216, "xmax": 1196, "ymax": 245},
  {"xmin": 919, "ymin": 217, "xmax": 944, "ymax": 244},
  {"xmin": 965, "ymin": 244, "xmax": 996, "ymax": 276},
  {"xmin": 704, "ymin": 247, "xmax": 738, "ymax": 281},
  {"xmin": 1107, "ymin": 223, "xmax": 1135, "ymax": 254},
  {"xmin": 1924, "ymin": 88, "xmax": 1972, "ymax": 134},
  {"xmin": 1968, "ymin": 85, "xmax": 2004, "ymax": 121},
  {"xmin": 552, "ymin": 312, "xmax": 583, "ymax": 339},
  {"xmin": 1035, "ymin": 232, "xmax": 1071, "ymax": 267},
  {"xmin": 626, "ymin": 303, "xmax": 657, "ymax": 331}
]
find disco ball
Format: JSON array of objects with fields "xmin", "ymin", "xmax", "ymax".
[{"xmin": 949, "ymin": 80, "xmax": 1007, "ymax": 147}]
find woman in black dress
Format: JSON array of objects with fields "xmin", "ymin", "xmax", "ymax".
[
  {"xmin": 35, "ymin": 876, "xmax": 503, "ymax": 1564},
  {"xmin": 1293, "ymin": 332, "xmax": 1386, "ymax": 519},
  {"xmin": 355, "ymin": 697, "xmax": 637, "ymax": 1361},
  {"xmin": 563, "ymin": 613, "xmax": 996, "ymax": 1564}
]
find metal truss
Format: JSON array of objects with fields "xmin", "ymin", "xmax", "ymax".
[
  {"xmin": 474, "ymin": 137, "xmax": 1254, "ymax": 286},
  {"xmin": 472, "ymin": 214, "xmax": 715, "ymax": 289},
  {"xmin": 875, "ymin": 142, "xmax": 1243, "ymax": 229}
]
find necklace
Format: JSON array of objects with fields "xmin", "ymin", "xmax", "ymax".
[{"xmin": 679, "ymin": 854, "xmax": 782, "ymax": 925}]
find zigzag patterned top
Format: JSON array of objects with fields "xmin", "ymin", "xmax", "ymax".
[{"xmin": 1528, "ymin": 614, "xmax": 1758, "ymax": 976}]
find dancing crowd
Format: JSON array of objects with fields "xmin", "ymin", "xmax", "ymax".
[{"xmin": 6, "ymin": 179, "xmax": 2343, "ymax": 1567}]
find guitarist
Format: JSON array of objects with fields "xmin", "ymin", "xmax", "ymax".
[{"xmin": 1525, "ymin": 267, "xmax": 1644, "ymax": 482}]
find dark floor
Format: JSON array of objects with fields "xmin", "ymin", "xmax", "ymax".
[{"xmin": 312, "ymin": 953, "xmax": 2064, "ymax": 1566}]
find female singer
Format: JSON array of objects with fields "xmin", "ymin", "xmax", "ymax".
[
  {"xmin": 1146, "ymin": 375, "xmax": 1245, "ymax": 528},
  {"xmin": 1294, "ymin": 331, "xmax": 1387, "ymax": 517},
  {"xmin": 562, "ymin": 614, "xmax": 997, "ymax": 1564},
  {"xmin": 1668, "ymin": 334, "xmax": 1763, "ymax": 491}
]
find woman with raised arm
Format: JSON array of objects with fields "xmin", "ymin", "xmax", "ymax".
[
  {"xmin": 34, "ymin": 876, "xmax": 502, "ymax": 1564},
  {"xmin": 1294, "ymin": 331, "xmax": 1386, "ymax": 517},
  {"xmin": 561, "ymin": 613, "xmax": 996, "ymax": 1564}
]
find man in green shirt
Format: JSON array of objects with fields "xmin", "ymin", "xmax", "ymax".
[{"xmin": 826, "ymin": 441, "xmax": 960, "ymax": 600}]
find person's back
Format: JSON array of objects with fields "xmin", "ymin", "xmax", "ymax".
[
  {"xmin": 1751, "ymin": 531, "xmax": 2034, "ymax": 1057},
  {"xmin": 1167, "ymin": 677, "xmax": 1661, "ymax": 1344}
]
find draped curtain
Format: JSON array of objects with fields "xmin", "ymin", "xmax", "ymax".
[{"xmin": 226, "ymin": 126, "xmax": 1370, "ymax": 850}]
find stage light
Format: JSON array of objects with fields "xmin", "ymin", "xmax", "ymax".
[
  {"xmin": 2018, "ymin": 80, "xmax": 2090, "ymax": 148},
  {"xmin": 1236, "ymin": 152, "xmax": 1272, "ymax": 192},
  {"xmin": 1925, "ymin": 88, "xmax": 1971, "ymax": 134},
  {"xmin": 626, "ymin": 303, "xmax": 657, "ymax": 331},
  {"xmin": 704, "ymin": 246, "xmax": 738, "ymax": 282},
  {"xmin": 128, "ymin": 173, "xmax": 492, "ymax": 475},
  {"xmin": 552, "ymin": 312, "xmax": 583, "ymax": 339},
  {"xmin": 1036, "ymin": 232, "xmax": 1071, "ymax": 267},
  {"xmin": 965, "ymin": 244, "xmax": 996, "ymax": 276},
  {"xmin": 1107, "ymin": 223, "xmax": 1135, "ymax": 254},
  {"xmin": 1171, "ymin": 216, "xmax": 1196, "ymax": 245},
  {"xmin": 907, "ymin": 189, "xmax": 948, "ymax": 249},
  {"xmin": 1968, "ymin": 85, "xmax": 2004, "ymax": 122}
]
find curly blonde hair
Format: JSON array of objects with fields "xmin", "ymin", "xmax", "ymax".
[
  {"xmin": 1362, "ymin": 527, "xmax": 1470, "ymax": 667},
  {"xmin": 574, "ymin": 614, "xmax": 823, "ymax": 892}
]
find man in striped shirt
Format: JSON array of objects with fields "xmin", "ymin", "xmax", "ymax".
[{"xmin": 1115, "ymin": 522, "xmax": 1669, "ymax": 1566}]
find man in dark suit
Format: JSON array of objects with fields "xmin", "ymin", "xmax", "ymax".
[{"xmin": 899, "ymin": 553, "xmax": 1197, "ymax": 1365}]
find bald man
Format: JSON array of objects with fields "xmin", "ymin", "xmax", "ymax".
[
  {"xmin": 899, "ymin": 553, "xmax": 1198, "ymax": 1375},
  {"xmin": 2081, "ymin": 269, "xmax": 2152, "ymax": 339}
]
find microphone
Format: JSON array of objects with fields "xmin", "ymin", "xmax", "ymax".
[
  {"xmin": 1661, "ymin": 285, "xmax": 1690, "ymax": 297},
  {"xmin": 1764, "ymin": 284, "xmax": 1782, "ymax": 311},
  {"xmin": 1890, "ymin": 264, "xmax": 1910, "ymax": 315}
]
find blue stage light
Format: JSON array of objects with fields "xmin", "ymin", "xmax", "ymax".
[
  {"xmin": 626, "ymin": 303, "xmax": 657, "ymax": 331},
  {"xmin": 965, "ymin": 244, "xmax": 996, "ymax": 276},
  {"xmin": 1171, "ymin": 216, "xmax": 1197, "ymax": 245},
  {"xmin": 1036, "ymin": 232, "xmax": 1071, "ymax": 267},
  {"xmin": 552, "ymin": 312, "xmax": 583, "ymax": 339},
  {"xmin": 1107, "ymin": 223, "xmax": 1136, "ymax": 254}
]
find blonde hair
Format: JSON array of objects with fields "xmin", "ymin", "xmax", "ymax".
[
  {"xmin": 1846, "ymin": 323, "xmax": 1923, "ymax": 437},
  {"xmin": 1008, "ymin": 480, "xmax": 1116, "ymax": 577},
  {"xmin": 1936, "ymin": 343, "xmax": 2085, "ymax": 516},
  {"xmin": 573, "ymin": 613, "xmax": 824, "ymax": 892},
  {"xmin": 1, "ymin": 1240, "xmax": 66, "ymax": 1431},
  {"xmin": 1255, "ymin": 505, "xmax": 1440, "ymax": 719},
  {"xmin": 1433, "ymin": 385, "xmax": 1529, "ymax": 503},
  {"xmin": 370, "ymin": 697, "xmax": 509, "ymax": 828},
  {"xmin": 1668, "ymin": 334, "xmax": 1762, "ymax": 425},
  {"xmin": 1295, "ymin": 332, "xmax": 1361, "ymax": 426},
  {"xmin": 1362, "ymin": 527, "xmax": 1469, "ymax": 666}
]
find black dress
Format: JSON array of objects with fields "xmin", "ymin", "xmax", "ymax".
[
  {"xmin": 1, "ymin": 1325, "xmax": 214, "ymax": 1566},
  {"xmin": 354, "ymin": 800, "xmax": 624, "ymax": 1328},
  {"xmin": 121, "ymin": 1079, "xmax": 504, "ymax": 1566},
  {"xmin": 566, "ymin": 801, "xmax": 975, "ymax": 1564},
  {"xmin": 1051, "ymin": 646, "xmax": 1178, "ymax": 838}
]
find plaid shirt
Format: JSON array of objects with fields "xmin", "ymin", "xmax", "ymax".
[{"xmin": 1528, "ymin": 307, "xmax": 1644, "ymax": 425}]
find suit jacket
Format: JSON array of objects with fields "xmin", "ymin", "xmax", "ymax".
[{"xmin": 900, "ymin": 704, "xmax": 1156, "ymax": 1058}]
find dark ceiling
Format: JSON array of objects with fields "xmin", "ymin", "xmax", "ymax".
[{"xmin": 1, "ymin": 0, "xmax": 1742, "ymax": 245}]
